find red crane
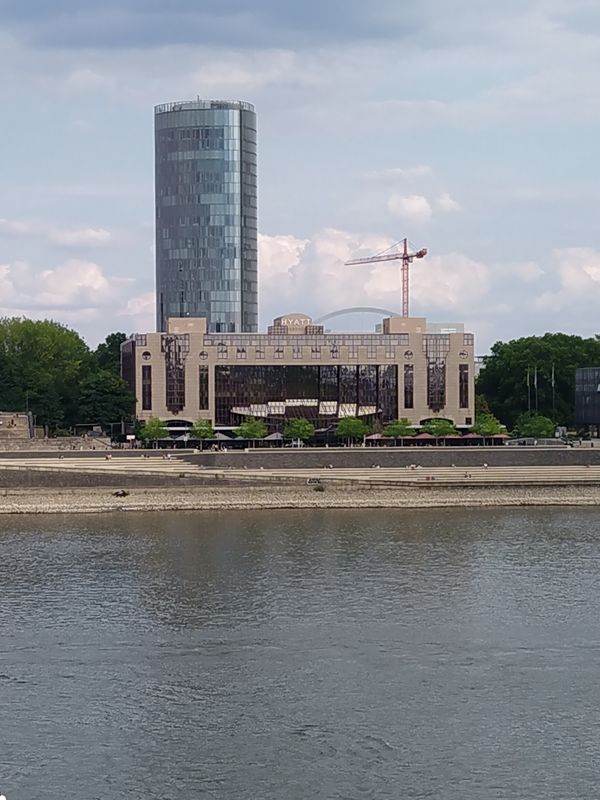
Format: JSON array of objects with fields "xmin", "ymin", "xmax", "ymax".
[{"xmin": 345, "ymin": 237, "xmax": 428, "ymax": 318}]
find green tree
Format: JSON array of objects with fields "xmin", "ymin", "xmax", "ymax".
[
  {"xmin": 94, "ymin": 332, "xmax": 128, "ymax": 375},
  {"xmin": 472, "ymin": 412, "xmax": 504, "ymax": 436},
  {"xmin": 513, "ymin": 412, "xmax": 555, "ymax": 438},
  {"xmin": 138, "ymin": 416, "xmax": 170, "ymax": 441},
  {"xmin": 189, "ymin": 419, "xmax": 214, "ymax": 439},
  {"xmin": 78, "ymin": 371, "xmax": 135, "ymax": 428},
  {"xmin": 475, "ymin": 394, "xmax": 491, "ymax": 417},
  {"xmin": 0, "ymin": 317, "xmax": 93, "ymax": 430},
  {"xmin": 384, "ymin": 418, "xmax": 416, "ymax": 438},
  {"xmin": 284, "ymin": 418, "xmax": 315, "ymax": 442},
  {"xmin": 421, "ymin": 418, "xmax": 458, "ymax": 437},
  {"xmin": 337, "ymin": 416, "xmax": 368, "ymax": 443},
  {"xmin": 235, "ymin": 417, "xmax": 267, "ymax": 440},
  {"xmin": 477, "ymin": 333, "xmax": 600, "ymax": 428}
]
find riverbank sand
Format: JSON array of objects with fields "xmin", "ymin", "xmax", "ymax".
[{"xmin": 0, "ymin": 484, "xmax": 599, "ymax": 514}]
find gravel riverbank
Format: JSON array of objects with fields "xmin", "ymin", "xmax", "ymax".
[{"xmin": 1, "ymin": 484, "xmax": 600, "ymax": 513}]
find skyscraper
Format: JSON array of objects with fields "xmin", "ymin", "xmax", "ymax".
[{"xmin": 154, "ymin": 99, "xmax": 258, "ymax": 333}]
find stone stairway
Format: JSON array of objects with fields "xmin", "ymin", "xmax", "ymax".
[
  {"xmin": 1, "ymin": 457, "xmax": 600, "ymax": 488},
  {"xmin": 201, "ymin": 464, "xmax": 600, "ymax": 486},
  {"xmin": 0, "ymin": 413, "xmax": 30, "ymax": 440},
  {"xmin": 0, "ymin": 455, "xmax": 206, "ymax": 478}
]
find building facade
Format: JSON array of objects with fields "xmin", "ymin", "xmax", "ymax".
[
  {"xmin": 575, "ymin": 367, "xmax": 600, "ymax": 428},
  {"xmin": 154, "ymin": 99, "xmax": 258, "ymax": 333},
  {"xmin": 122, "ymin": 313, "xmax": 476, "ymax": 431}
]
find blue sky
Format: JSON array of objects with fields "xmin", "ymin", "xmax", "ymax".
[{"xmin": 1, "ymin": 0, "xmax": 600, "ymax": 350}]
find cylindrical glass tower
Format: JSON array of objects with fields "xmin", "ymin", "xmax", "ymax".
[{"xmin": 154, "ymin": 99, "xmax": 258, "ymax": 333}]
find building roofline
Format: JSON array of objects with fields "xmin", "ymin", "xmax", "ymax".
[{"xmin": 154, "ymin": 99, "xmax": 255, "ymax": 114}]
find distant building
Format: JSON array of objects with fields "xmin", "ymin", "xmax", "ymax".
[
  {"xmin": 154, "ymin": 99, "xmax": 258, "ymax": 334},
  {"xmin": 474, "ymin": 355, "xmax": 488, "ymax": 379},
  {"xmin": 122, "ymin": 313, "xmax": 475, "ymax": 431},
  {"xmin": 575, "ymin": 368, "xmax": 600, "ymax": 429}
]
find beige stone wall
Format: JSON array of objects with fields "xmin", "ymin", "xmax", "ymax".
[{"xmin": 130, "ymin": 317, "xmax": 475, "ymax": 427}]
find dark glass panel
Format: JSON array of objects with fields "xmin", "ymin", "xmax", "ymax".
[
  {"xmin": 427, "ymin": 363, "xmax": 446, "ymax": 412},
  {"xmin": 459, "ymin": 364, "xmax": 469, "ymax": 409},
  {"xmin": 162, "ymin": 334, "xmax": 189, "ymax": 413},
  {"xmin": 404, "ymin": 364, "xmax": 414, "ymax": 409},
  {"xmin": 379, "ymin": 365, "xmax": 398, "ymax": 422},
  {"xmin": 339, "ymin": 365, "xmax": 358, "ymax": 404},
  {"xmin": 199, "ymin": 365, "xmax": 209, "ymax": 410},
  {"xmin": 319, "ymin": 366, "xmax": 338, "ymax": 401},
  {"xmin": 358, "ymin": 365, "xmax": 378, "ymax": 408},
  {"xmin": 141, "ymin": 365, "xmax": 152, "ymax": 411}
]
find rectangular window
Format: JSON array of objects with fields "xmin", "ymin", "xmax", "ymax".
[
  {"xmin": 199, "ymin": 366, "xmax": 209, "ymax": 410},
  {"xmin": 459, "ymin": 364, "xmax": 469, "ymax": 409},
  {"xmin": 463, "ymin": 334, "xmax": 474, "ymax": 347},
  {"xmin": 142, "ymin": 365, "xmax": 152, "ymax": 411},
  {"xmin": 427, "ymin": 363, "xmax": 446, "ymax": 411},
  {"xmin": 404, "ymin": 364, "xmax": 414, "ymax": 409},
  {"xmin": 311, "ymin": 347, "xmax": 321, "ymax": 360},
  {"xmin": 293, "ymin": 347, "xmax": 302, "ymax": 359},
  {"xmin": 378, "ymin": 364, "xmax": 398, "ymax": 423},
  {"xmin": 162, "ymin": 334, "xmax": 188, "ymax": 414}
]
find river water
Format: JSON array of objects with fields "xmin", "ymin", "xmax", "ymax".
[{"xmin": 1, "ymin": 508, "xmax": 600, "ymax": 799}]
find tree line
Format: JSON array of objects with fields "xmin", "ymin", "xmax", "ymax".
[
  {"xmin": 0, "ymin": 318, "xmax": 134, "ymax": 432},
  {"xmin": 476, "ymin": 331, "xmax": 600, "ymax": 432}
]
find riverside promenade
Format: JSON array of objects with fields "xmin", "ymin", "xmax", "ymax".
[{"xmin": 1, "ymin": 449, "xmax": 600, "ymax": 512}]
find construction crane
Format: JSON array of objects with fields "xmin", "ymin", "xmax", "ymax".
[{"xmin": 345, "ymin": 237, "xmax": 428, "ymax": 318}]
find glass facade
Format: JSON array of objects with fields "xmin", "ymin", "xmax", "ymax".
[
  {"xmin": 403, "ymin": 364, "xmax": 414, "ymax": 409},
  {"xmin": 199, "ymin": 365, "xmax": 209, "ymax": 410},
  {"xmin": 162, "ymin": 334, "xmax": 190, "ymax": 414},
  {"xmin": 141, "ymin": 365, "xmax": 152, "ymax": 411},
  {"xmin": 155, "ymin": 100, "xmax": 258, "ymax": 334},
  {"xmin": 214, "ymin": 365, "xmax": 398, "ymax": 428},
  {"xmin": 575, "ymin": 368, "xmax": 600, "ymax": 425},
  {"xmin": 423, "ymin": 334, "xmax": 450, "ymax": 413},
  {"xmin": 459, "ymin": 364, "xmax": 469, "ymax": 409}
]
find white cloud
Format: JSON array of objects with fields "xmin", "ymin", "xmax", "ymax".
[
  {"xmin": 0, "ymin": 258, "xmax": 131, "ymax": 312},
  {"xmin": 508, "ymin": 261, "xmax": 545, "ymax": 282},
  {"xmin": 119, "ymin": 291, "xmax": 156, "ymax": 333},
  {"xmin": 435, "ymin": 192, "xmax": 461, "ymax": 212},
  {"xmin": 387, "ymin": 194, "xmax": 433, "ymax": 224},
  {"xmin": 0, "ymin": 217, "xmax": 112, "ymax": 248},
  {"xmin": 52, "ymin": 227, "xmax": 112, "ymax": 247},
  {"xmin": 534, "ymin": 247, "xmax": 600, "ymax": 311},
  {"xmin": 365, "ymin": 251, "xmax": 491, "ymax": 312},
  {"xmin": 187, "ymin": 49, "xmax": 327, "ymax": 93},
  {"xmin": 259, "ymin": 233, "xmax": 308, "ymax": 279},
  {"xmin": 64, "ymin": 67, "xmax": 115, "ymax": 91},
  {"xmin": 258, "ymin": 227, "xmax": 492, "ymax": 324},
  {"xmin": 365, "ymin": 165, "xmax": 433, "ymax": 182}
]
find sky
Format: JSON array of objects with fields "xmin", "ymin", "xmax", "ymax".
[{"xmin": 2, "ymin": 0, "xmax": 600, "ymax": 352}]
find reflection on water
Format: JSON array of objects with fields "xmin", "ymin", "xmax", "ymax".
[{"xmin": 1, "ymin": 508, "xmax": 600, "ymax": 799}]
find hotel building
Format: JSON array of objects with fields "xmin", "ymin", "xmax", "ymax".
[{"xmin": 122, "ymin": 313, "xmax": 475, "ymax": 431}]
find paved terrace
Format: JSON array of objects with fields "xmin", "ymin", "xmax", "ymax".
[{"xmin": 1, "ymin": 456, "xmax": 600, "ymax": 487}]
